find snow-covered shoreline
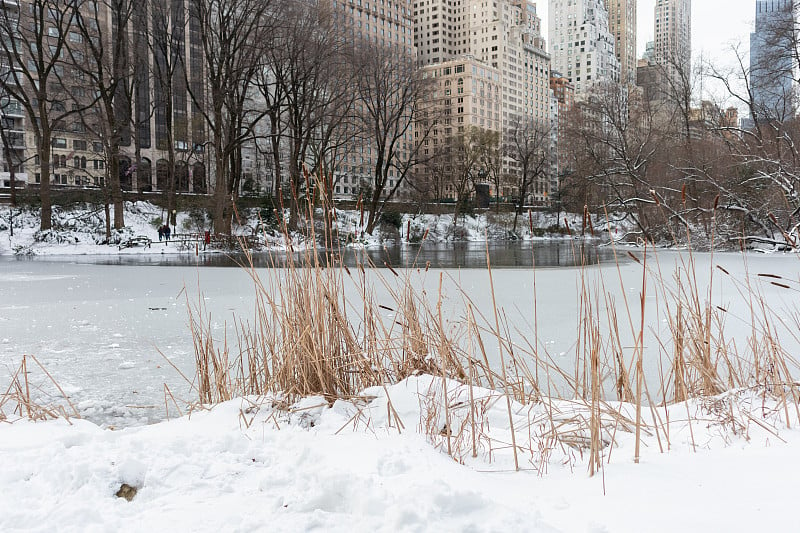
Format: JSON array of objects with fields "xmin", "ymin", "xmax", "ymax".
[{"xmin": 0, "ymin": 201, "xmax": 604, "ymax": 257}]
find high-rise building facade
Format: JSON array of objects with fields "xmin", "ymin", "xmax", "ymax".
[
  {"xmin": 605, "ymin": 0, "xmax": 637, "ymax": 85},
  {"xmin": 0, "ymin": 0, "xmax": 25, "ymax": 188},
  {"xmin": 414, "ymin": 0, "xmax": 551, "ymax": 125},
  {"xmin": 550, "ymin": 71, "xmax": 574, "ymax": 178},
  {"xmin": 0, "ymin": 1, "xmax": 209, "ymax": 193},
  {"xmin": 548, "ymin": 0, "xmax": 620, "ymax": 97},
  {"xmin": 653, "ymin": 0, "xmax": 691, "ymax": 77},
  {"xmin": 750, "ymin": 0, "xmax": 796, "ymax": 121},
  {"xmin": 413, "ymin": 0, "xmax": 554, "ymax": 203},
  {"xmin": 130, "ymin": 1, "xmax": 208, "ymax": 194}
]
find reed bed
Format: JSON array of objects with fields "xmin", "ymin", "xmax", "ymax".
[{"xmin": 182, "ymin": 192, "xmax": 800, "ymax": 476}]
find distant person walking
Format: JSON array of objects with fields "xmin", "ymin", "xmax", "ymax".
[
  {"xmin": 164, "ymin": 225, "xmax": 171, "ymax": 241},
  {"xmin": 158, "ymin": 225, "xmax": 164, "ymax": 241}
]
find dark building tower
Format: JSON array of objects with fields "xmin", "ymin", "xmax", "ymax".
[{"xmin": 750, "ymin": 0, "xmax": 796, "ymax": 122}]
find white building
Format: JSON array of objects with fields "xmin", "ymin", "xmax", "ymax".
[{"xmin": 548, "ymin": 0, "xmax": 620, "ymax": 97}]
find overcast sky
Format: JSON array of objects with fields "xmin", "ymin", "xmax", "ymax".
[{"xmin": 539, "ymin": 0, "xmax": 757, "ymax": 64}]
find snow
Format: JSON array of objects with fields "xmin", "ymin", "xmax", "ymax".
[
  {"xmin": 0, "ymin": 201, "xmax": 602, "ymax": 257},
  {"xmin": 2, "ymin": 376, "xmax": 800, "ymax": 532}
]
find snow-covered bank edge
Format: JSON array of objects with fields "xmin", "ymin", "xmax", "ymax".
[{"xmin": 0, "ymin": 201, "xmax": 616, "ymax": 257}]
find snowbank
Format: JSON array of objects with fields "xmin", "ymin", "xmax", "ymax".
[{"xmin": 2, "ymin": 375, "xmax": 799, "ymax": 532}]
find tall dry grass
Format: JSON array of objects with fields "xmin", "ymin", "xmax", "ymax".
[
  {"xmin": 182, "ymin": 192, "xmax": 800, "ymax": 476},
  {"xmin": 0, "ymin": 355, "xmax": 80, "ymax": 423}
]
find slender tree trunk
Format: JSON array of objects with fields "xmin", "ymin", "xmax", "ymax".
[
  {"xmin": 104, "ymin": 187, "xmax": 111, "ymax": 241},
  {"xmin": 108, "ymin": 138, "xmax": 124, "ymax": 229},
  {"xmin": 39, "ymin": 131, "xmax": 52, "ymax": 231},
  {"xmin": 288, "ymin": 150, "xmax": 301, "ymax": 231},
  {"xmin": 168, "ymin": 144, "xmax": 176, "ymax": 229},
  {"xmin": 365, "ymin": 152, "xmax": 385, "ymax": 234},
  {"xmin": 212, "ymin": 140, "xmax": 231, "ymax": 234},
  {"xmin": 269, "ymin": 116, "xmax": 282, "ymax": 204},
  {"xmin": 3, "ymin": 139, "xmax": 16, "ymax": 208}
]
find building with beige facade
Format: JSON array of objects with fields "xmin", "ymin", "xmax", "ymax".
[
  {"xmin": 653, "ymin": 0, "xmax": 691, "ymax": 78},
  {"xmin": 413, "ymin": 0, "xmax": 554, "ymax": 203},
  {"xmin": 550, "ymin": 71, "xmax": 574, "ymax": 179},
  {"xmin": 605, "ymin": 0, "xmax": 637, "ymax": 85}
]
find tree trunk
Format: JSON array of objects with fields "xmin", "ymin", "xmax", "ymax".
[
  {"xmin": 4, "ymin": 138, "xmax": 16, "ymax": 208},
  {"xmin": 39, "ymin": 134, "xmax": 52, "ymax": 231},
  {"xmin": 108, "ymin": 140, "xmax": 125, "ymax": 229},
  {"xmin": 269, "ymin": 116, "xmax": 282, "ymax": 202},
  {"xmin": 365, "ymin": 187, "xmax": 382, "ymax": 235},
  {"xmin": 212, "ymin": 143, "xmax": 231, "ymax": 234},
  {"xmin": 104, "ymin": 191, "xmax": 111, "ymax": 241},
  {"xmin": 288, "ymin": 153, "xmax": 301, "ymax": 232},
  {"xmin": 167, "ymin": 144, "xmax": 177, "ymax": 230}
]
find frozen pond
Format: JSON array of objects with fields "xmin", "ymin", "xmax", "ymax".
[{"xmin": 2, "ymin": 245, "xmax": 799, "ymax": 427}]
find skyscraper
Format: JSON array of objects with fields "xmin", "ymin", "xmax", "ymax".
[
  {"xmin": 413, "ymin": 0, "xmax": 554, "ymax": 204},
  {"xmin": 653, "ymin": 0, "xmax": 691, "ymax": 77},
  {"xmin": 605, "ymin": 0, "xmax": 637, "ymax": 85},
  {"xmin": 750, "ymin": 0, "xmax": 796, "ymax": 121},
  {"xmin": 548, "ymin": 0, "xmax": 620, "ymax": 97}
]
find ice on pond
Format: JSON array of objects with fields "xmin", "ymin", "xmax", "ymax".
[{"xmin": 0, "ymin": 250, "xmax": 798, "ymax": 427}]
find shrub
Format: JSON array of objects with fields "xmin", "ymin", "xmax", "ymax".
[{"xmin": 380, "ymin": 210, "xmax": 403, "ymax": 229}]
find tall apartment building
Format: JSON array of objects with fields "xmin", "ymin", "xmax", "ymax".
[
  {"xmin": 653, "ymin": 0, "xmax": 691, "ymax": 77},
  {"xmin": 750, "ymin": 0, "xmax": 796, "ymax": 121},
  {"xmin": 127, "ymin": 2, "xmax": 208, "ymax": 195},
  {"xmin": 413, "ymin": 0, "xmax": 553, "ymax": 203},
  {"xmin": 324, "ymin": 0, "xmax": 416, "ymax": 199},
  {"xmin": 548, "ymin": 0, "xmax": 620, "ymax": 97},
  {"xmin": 549, "ymin": 71, "xmax": 574, "ymax": 179},
  {"xmin": 0, "ymin": 1, "xmax": 209, "ymax": 194},
  {"xmin": 414, "ymin": 0, "xmax": 551, "ymax": 124},
  {"xmin": 416, "ymin": 57, "xmax": 503, "ymax": 200},
  {"xmin": 604, "ymin": 0, "xmax": 636, "ymax": 85},
  {"xmin": 0, "ymin": 0, "xmax": 25, "ymax": 188}
]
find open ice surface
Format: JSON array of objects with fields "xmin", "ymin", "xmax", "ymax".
[{"xmin": 1, "ymin": 250, "xmax": 798, "ymax": 427}]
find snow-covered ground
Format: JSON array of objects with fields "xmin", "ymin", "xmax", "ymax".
[{"xmin": 2, "ymin": 375, "xmax": 800, "ymax": 532}]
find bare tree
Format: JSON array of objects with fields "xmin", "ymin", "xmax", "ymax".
[
  {"xmin": 71, "ymin": 0, "xmax": 136, "ymax": 230},
  {"xmin": 705, "ymin": 44, "xmax": 800, "ymax": 246},
  {"xmin": 252, "ymin": 34, "xmax": 288, "ymax": 204},
  {"xmin": 191, "ymin": 0, "xmax": 272, "ymax": 234},
  {"xmin": 564, "ymin": 83, "xmax": 672, "ymax": 239},
  {"xmin": 271, "ymin": 1, "xmax": 353, "ymax": 231},
  {"xmin": 0, "ymin": 89, "xmax": 21, "ymax": 208},
  {"xmin": 446, "ymin": 126, "xmax": 498, "ymax": 223},
  {"xmin": 0, "ymin": 0, "xmax": 85, "ymax": 230},
  {"xmin": 352, "ymin": 42, "xmax": 429, "ymax": 234},
  {"xmin": 506, "ymin": 118, "xmax": 552, "ymax": 233}
]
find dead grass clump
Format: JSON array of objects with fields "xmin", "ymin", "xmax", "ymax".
[{"xmin": 0, "ymin": 355, "xmax": 80, "ymax": 423}]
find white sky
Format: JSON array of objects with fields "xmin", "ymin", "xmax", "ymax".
[{"xmin": 538, "ymin": 0, "xmax": 757, "ymax": 65}]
